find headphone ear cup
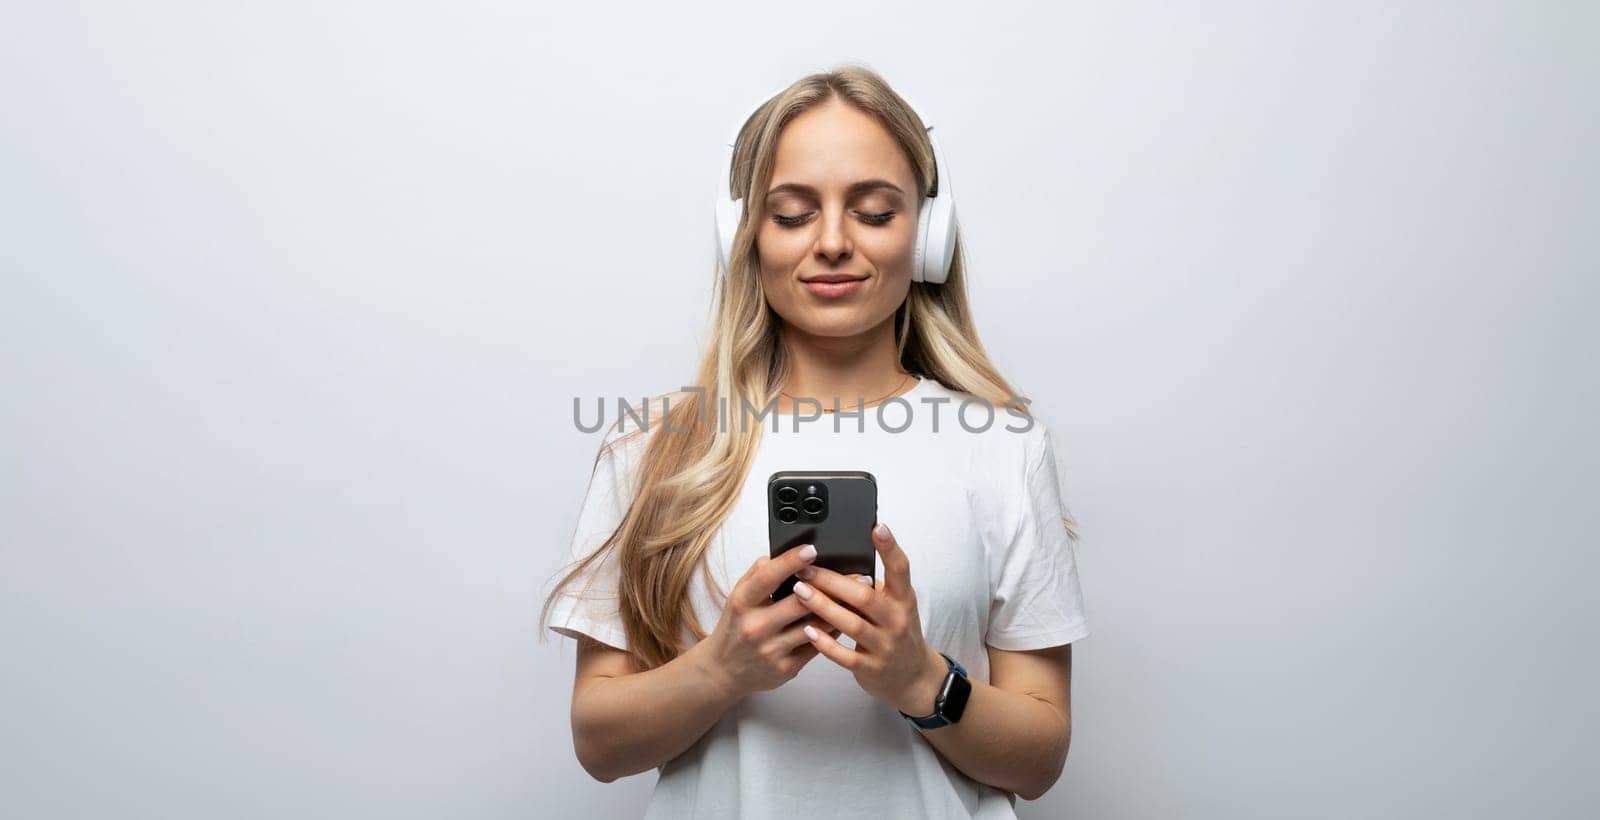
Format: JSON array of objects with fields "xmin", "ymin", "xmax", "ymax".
[
  {"xmin": 919, "ymin": 196, "xmax": 956, "ymax": 284},
  {"xmin": 918, "ymin": 127, "xmax": 957, "ymax": 285},
  {"xmin": 912, "ymin": 200, "xmax": 934, "ymax": 283},
  {"xmin": 714, "ymin": 195, "xmax": 743, "ymax": 272}
]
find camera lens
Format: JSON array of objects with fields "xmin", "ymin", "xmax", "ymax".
[
  {"xmin": 802, "ymin": 496, "xmax": 824, "ymax": 515},
  {"xmin": 776, "ymin": 486, "xmax": 799, "ymax": 503},
  {"xmin": 777, "ymin": 506, "xmax": 799, "ymax": 523}
]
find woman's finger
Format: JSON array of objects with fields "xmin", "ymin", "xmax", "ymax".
[
  {"xmin": 799, "ymin": 565, "xmax": 885, "ymax": 624},
  {"xmin": 792, "ymin": 577, "xmax": 876, "ymax": 649},
  {"xmin": 871, "ymin": 522, "xmax": 914, "ymax": 601},
  {"xmin": 739, "ymin": 543, "xmax": 818, "ymax": 608},
  {"xmin": 802, "ymin": 621, "xmax": 863, "ymax": 671},
  {"xmin": 757, "ymin": 587, "xmax": 815, "ymax": 633},
  {"xmin": 772, "ymin": 614, "xmax": 839, "ymax": 652}
]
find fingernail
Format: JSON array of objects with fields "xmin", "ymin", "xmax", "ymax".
[
  {"xmin": 856, "ymin": 574, "xmax": 874, "ymax": 585},
  {"xmin": 873, "ymin": 523, "xmax": 890, "ymax": 540},
  {"xmin": 793, "ymin": 581, "xmax": 813, "ymax": 600},
  {"xmin": 804, "ymin": 625, "xmax": 819, "ymax": 641},
  {"xmin": 799, "ymin": 544, "xmax": 817, "ymax": 561},
  {"xmin": 798, "ymin": 566, "xmax": 817, "ymax": 580}
]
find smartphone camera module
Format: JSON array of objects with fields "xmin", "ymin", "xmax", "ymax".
[{"xmin": 774, "ymin": 481, "xmax": 830, "ymax": 523}]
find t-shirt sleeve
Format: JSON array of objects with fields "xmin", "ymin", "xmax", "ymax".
[
  {"xmin": 546, "ymin": 421, "xmax": 641, "ymax": 652},
  {"xmin": 985, "ymin": 425, "xmax": 1092, "ymax": 651}
]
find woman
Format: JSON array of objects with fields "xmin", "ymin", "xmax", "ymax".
[{"xmin": 541, "ymin": 64, "xmax": 1090, "ymax": 818}]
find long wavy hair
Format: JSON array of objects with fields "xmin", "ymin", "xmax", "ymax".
[{"xmin": 539, "ymin": 63, "xmax": 1078, "ymax": 671}]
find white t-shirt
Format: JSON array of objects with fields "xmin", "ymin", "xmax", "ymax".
[{"xmin": 547, "ymin": 376, "xmax": 1091, "ymax": 819}]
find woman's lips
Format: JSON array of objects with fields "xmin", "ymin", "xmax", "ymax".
[{"xmin": 802, "ymin": 277, "xmax": 867, "ymax": 298}]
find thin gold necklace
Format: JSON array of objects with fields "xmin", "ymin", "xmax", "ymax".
[{"xmin": 779, "ymin": 372, "xmax": 916, "ymax": 413}]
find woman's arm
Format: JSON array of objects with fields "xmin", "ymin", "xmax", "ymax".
[
  {"xmin": 566, "ymin": 544, "xmax": 837, "ymax": 782},
  {"xmin": 567, "ymin": 634, "xmax": 741, "ymax": 782},
  {"xmin": 901, "ymin": 642, "xmax": 1074, "ymax": 801},
  {"xmin": 791, "ymin": 520, "xmax": 1079, "ymax": 802}
]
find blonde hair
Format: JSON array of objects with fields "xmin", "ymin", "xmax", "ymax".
[{"xmin": 539, "ymin": 62, "xmax": 1076, "ymax": 671}]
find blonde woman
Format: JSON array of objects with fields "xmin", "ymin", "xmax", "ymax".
[{"xmin": 541, "ymin": 64, "xmax": 1091, "ymax": 818}]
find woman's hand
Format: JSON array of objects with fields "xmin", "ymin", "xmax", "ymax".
[
  {"xmin": 792, "ymin": 522, "xmax": 951, "ymax": 717},
  {"xmin": 696, "ymin": 543, "xmax": 842, "ymax": 700}
]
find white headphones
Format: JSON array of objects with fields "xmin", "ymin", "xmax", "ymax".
[{"xmin": 712, "ymin": 87, "xmax": 958, "ymax": 284}]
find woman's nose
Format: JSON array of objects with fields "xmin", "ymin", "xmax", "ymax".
[{"xmin": 814, "ymin": 208, "xmax": 853, "ymax": 261}]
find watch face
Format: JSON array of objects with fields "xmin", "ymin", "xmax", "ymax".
[{"xmin": 942, "ymin": 673, "xmax": 972, "ymax": 722}]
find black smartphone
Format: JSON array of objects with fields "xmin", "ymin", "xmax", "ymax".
[{"xmin": 768, "ymin": 470, "xmax": 878, "ymax": 602}]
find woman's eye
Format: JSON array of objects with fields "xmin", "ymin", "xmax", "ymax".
[{"xmin": 770, "ymin": 211, "xmax": 897, "ymax": 228}]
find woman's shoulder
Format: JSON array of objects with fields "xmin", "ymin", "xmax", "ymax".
[{"xmin": 917, "ymin": 378, "xmax": 1052, "ymax": 453}]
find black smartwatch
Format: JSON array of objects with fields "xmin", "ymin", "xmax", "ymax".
[{"xmin": 899, "ymin": 651, "xmax": 971, "ymax": 730}]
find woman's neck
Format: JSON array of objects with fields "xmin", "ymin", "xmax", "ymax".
[{"xmin": 777, "ymin": 317, "xmax": 914, "ymax": 411}]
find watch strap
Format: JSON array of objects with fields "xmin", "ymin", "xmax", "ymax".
[{"xmin": 899, "ymin": 652, "xmax": 970, "ymax": 729}]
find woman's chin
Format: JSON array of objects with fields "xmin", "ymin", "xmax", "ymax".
[{"xmin": 787, "ymin": 314, "xmax": 881, "ymax": 338}]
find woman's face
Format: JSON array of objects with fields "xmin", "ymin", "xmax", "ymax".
[{"xmin": 756, "ymin": 98, "xmax": 920, "ymax": 339}]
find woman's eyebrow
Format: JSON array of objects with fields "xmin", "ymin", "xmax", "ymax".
[{"xmin": 766, "ymin": 179, "xmax": 905, "ymax": 198}]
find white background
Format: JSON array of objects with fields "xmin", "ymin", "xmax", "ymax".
[{"xmin": 2, "ymin": 1, "xmax": 1595, "ymax": 818}]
